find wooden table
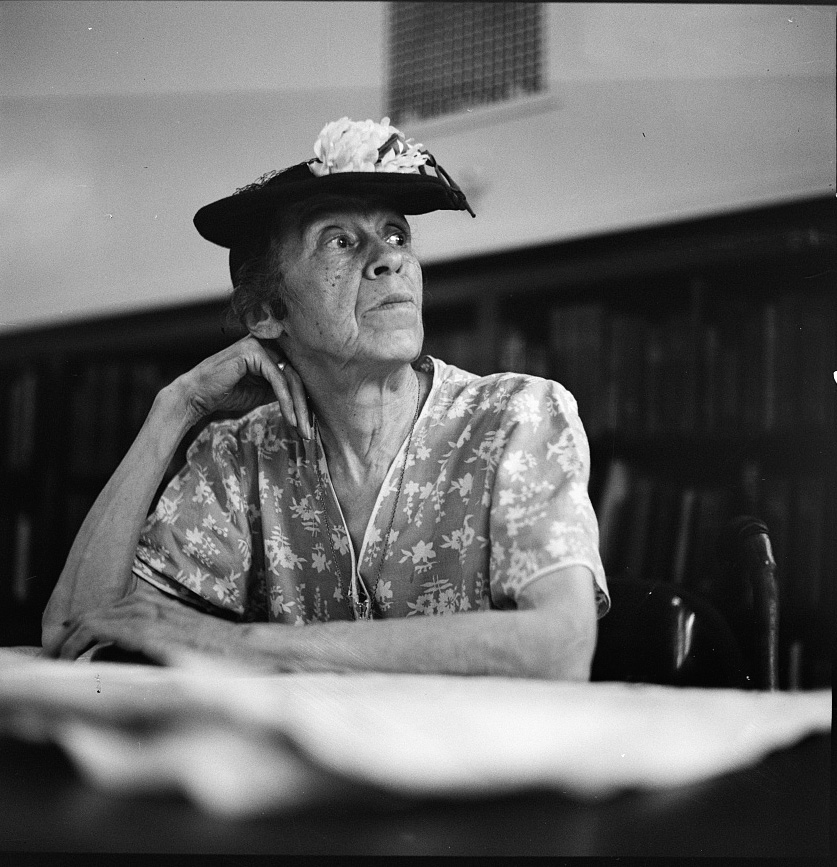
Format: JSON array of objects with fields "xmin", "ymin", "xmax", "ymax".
[{"xmin": 0, "ymin": 731, "xmax": 829, "ymax": 856}]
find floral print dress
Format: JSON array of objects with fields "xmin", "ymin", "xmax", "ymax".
[{"xmin": 133, "ymin": 356, "xmax": 609, "ymax": 623}]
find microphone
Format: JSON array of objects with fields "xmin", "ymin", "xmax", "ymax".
[{"xmin": 717, "ymin": 516, "xmax": 779, "ymax": 690}]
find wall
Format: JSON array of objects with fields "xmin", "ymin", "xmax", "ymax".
[
  {"xmin": 1, "ymin": 2, "xmax": 834, "ymax": 332},
  {"xmin": 1, "ymin": 1, "xmax": 388, "ymax": 330},
  {"xmin": 2, "ymin": 87, "xmax": 383, "ymax": 330},
  {"xmin": 409, "ymin": 3, "xmax": 835, "ymax": 261}
]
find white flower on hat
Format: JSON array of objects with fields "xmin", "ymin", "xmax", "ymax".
[{"xmin": 309, "ymin": 116, "xmax": 429, "ymax": 177}]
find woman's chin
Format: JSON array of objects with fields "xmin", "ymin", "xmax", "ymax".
[{"xmin": 356, "ymin": 333, "xmax": 423, "ymax": 366}]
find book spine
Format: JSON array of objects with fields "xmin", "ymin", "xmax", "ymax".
[
  {"xmin": 93, "ymin": 362, "xmax": 124, "ymax": 476},
  {"xmin": 717, "ymin": 323, "xmax": 741, "ymax": 437},
  {"xmin": 671, "ymin": 487, "xmax": 697, "ymax": 584},
  {"xmin": 643, "ymin": 325, "xmax": 665, "ymax": 437},
  {"xmin": 125, "ymin": 361, "xmax": 165, "ymax": 445},
  {"xmin": 621, "ymin": 475, "xmax": 655, "ymax": 580},
  {"xmin": 4, "ymin": 369, "xmax": 38, "ymax": 471},
  {"xmin": 498, "ymin": 326, "xmax": 527, "ymax": 373},
  {"xmin": 11, "ymin": 511, "xmax": 33, "ymax": 604},
  {"xmin": 668, "ymin": 314, "xmax": 700, "ymax": 436},
  {"xmin": 69, "ymin": 365, "xmax": 98, "ymax": 475},
  {"xmin": 604, "ymin": 314, "xmax": 646, "ymax": 436},
  {"xmin": 761, "ymin": 303, "xmax": 778, "ymax": 432},
  {"xmin": 700, "ymin": 323, "xmax": 720, "ymax": 435},
  {"xmin": 797, "ymin": 293, "xmax": 831, "ymax": 429},
  {"xmin": 548, "ymin": 304, "xmax": 575, "ymax": 387},
  {"xmin": 774, "ymin": 293, "xmax": 798, "ymax": 432},
  {"xmin": 576, "ymin": 305, "xmax": 606, "ymax": 440},
  {"xmin": 684, "ymin": 487, "xmax": 733, "ymax": 590},
  {"xmin": 550, "ymin": 304, "xmax": 606, "ymax": 439},
  {"xmin": 645, "ymin": 481, "xmax": 682, "ymax": 584},
  {"xmin": 791, "ymin": 475, "xmax": 826, "ymax": 614},
  {"xmin": 595, "ymin": 458, "xmax": 633, "ymax": 577}
]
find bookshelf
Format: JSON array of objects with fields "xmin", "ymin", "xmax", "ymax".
[{"xmin": 1, "ymin": 196, "xmax": 833, "ymax": 686}]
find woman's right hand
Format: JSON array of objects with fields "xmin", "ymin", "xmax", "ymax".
[{"xmin": 167, "ymin": 336, "xmax": 312, "ymax": 437}]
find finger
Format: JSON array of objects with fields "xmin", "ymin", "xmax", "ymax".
[
  {"xmin": 43, "ymin": 617, "xmax": 91, "ymax": 659},
  {"xmin": 52, "ymin": 600, "xmax": 145, "ymax": 660},
  {"xmin": 61, "ymin": 615, "xmax": 157, "ymax": 661},
  {"xmin": 255, "ymin": 342, "xmax": 311, "ymax": 438},
  {"xmin": 41, "ymin": 625, "xmax": 68, "ymax": 658},
  {"xmin": 56, "ymin": 619, "xmax": 103, "ymax": 660},
  {"xmin": 283, "ymin": 364, "xmax": 313, "ymax": 439},
  {"xmin": 248, "ymin": 341, "xmax": 297, "ymax": 428},
  {"xmin": 252, "ymin": 353, "xmax": 297, "ymax": 429}
]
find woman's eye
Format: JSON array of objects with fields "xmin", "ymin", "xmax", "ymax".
[{"xmin": 327, "ymin": 235, "xmax": 351, "ymax": 249}]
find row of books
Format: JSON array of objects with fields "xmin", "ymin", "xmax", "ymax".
[
  {"xmin": 593, "ymin": 458, "xmax": 832, "ymax": 617},
  {"xmin": 3, "ymin": 510, "xmax": 33, "ymax": 606},
  {"xmin": 6, "ymin": 285, "xmax": 831, "ymax": 482},
  {"xmin": 1, "ymin": 491, "xmax": 100, "ymax": 610},
  {"xmin": 497, "ymin": 291, "xmax": 833, "ymax": 440},
  {"xmin": 0, "ymin": 356, "xmax": 179, "ymax": 610},
  {"xmin": 66, "ymin": 359, "xmax": 181, "ymax": 477},
  {"xmin": 0, "ymin": 360, "xmax": 175, "ymax": 481},
  {"xmin": 0, "ymin": 292, "xmax": 831, "ymax": 617},
  {"xmin": 1, "ymin": 368, "xmax": 38, "ymax": 472}
]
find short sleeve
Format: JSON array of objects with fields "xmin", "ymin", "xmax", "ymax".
[
  {"xmin": 133, "ymin": 419, "xmax": 265, "ymax": 620},
  {"xmin": 487, "ymin": 377, "xmax": 609, "ymax": 617}
]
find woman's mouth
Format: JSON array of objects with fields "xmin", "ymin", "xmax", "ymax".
[{"xmin": 371, "ymin": 292, "xmax": 415, "ymax": 311}]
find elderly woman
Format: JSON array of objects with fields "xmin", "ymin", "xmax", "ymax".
[{"xmin": 42, "ymin": 117, "xmax": 609, "ymax": 678}]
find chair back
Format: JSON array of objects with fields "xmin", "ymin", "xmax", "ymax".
[{"xmin": 591, "ymin": 579, "xmax": 749, "ymax": 688}]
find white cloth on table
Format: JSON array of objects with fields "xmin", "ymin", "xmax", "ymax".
[{"xmin": 0, "ymin": 652, "xmax": 830, "ymax": 817}]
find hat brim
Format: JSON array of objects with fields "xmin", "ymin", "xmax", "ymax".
[{"xmin": 194, "ymin": 165, "xmax": 466, "ymax": 251}]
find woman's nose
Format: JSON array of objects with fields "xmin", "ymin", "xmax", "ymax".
[{"xmin": 364, "ymin": 239, "xmax": 403, "ymax": 278}]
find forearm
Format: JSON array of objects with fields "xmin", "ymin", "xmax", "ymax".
[
  {"xmin": 41, "ymin": 385, "xmax": 194, "ymax": 646},
  {"xmin": 240, "ymin": 607, "xmax": 596, "ymax": 680},
  {"xmin": 48, "ymin": 562, "xmax": 598, "ymax": 677}
]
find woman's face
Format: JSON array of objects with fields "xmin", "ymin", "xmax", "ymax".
[{"xmin": 273, "ymin": 202, "xmax": 424, "ymax": 373}]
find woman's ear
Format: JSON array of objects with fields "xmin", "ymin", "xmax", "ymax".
[{"xmin": 247, "ymin": 313, "xmax": 285, "ymax": 340}]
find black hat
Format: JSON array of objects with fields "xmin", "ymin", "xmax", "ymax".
[{"xmin": 192, "ymin": 117, "xmax": 475, "ymax": 282}]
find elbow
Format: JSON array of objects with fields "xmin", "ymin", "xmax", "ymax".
[
  {"xmin": 41, "ymin": 607, "xmax": 62, "ymax": 651},
  {"xmin": 563, "ymin": 628, "xmax": 596, "ymax": 682},
  {"xmin": 512, "ymin": 564, "xmax": 599, "ymax": 681},
  {"xmin": 41, "ymin": 589, "xmax": 60, "ymax": 638},
  {"xmin": 41, "ymin": 585, "xmax": 72, "ymax": 650},
  {"xmin": 529, "ymin": 612, "xmax": 597, "ymax": 682}
]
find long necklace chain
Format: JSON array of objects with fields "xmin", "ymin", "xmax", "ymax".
[{"xmin": 313, "ymin": 375, "xmax": 422, "ymax": 621}]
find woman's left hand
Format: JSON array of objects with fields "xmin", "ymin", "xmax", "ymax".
[
  {"xmin": 44, "ymin": 582, "xmax": 260, "ymax": 665},
  {"xmin": 269, "ymin": 349, "xmax": 313, "ymax": 439}
]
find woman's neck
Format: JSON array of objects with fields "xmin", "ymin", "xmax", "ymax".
[{"xmin": 305, "ymin": 363, "xmax": 425, "ymax": 479}]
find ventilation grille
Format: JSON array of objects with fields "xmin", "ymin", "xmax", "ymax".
[{"xmin": 387, "ymin": 2, "xmax": 544, "ymax": 125}]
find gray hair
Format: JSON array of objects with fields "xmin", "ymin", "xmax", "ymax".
[{"xmin": 229, "ymin": 236, "xmax": 288, "ymax": 331}]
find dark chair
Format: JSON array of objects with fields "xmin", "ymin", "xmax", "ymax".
[
  {"xmin": 591, "ymin": 579, "xmax": 749, "ymax": 687},
  {"xmin": 591, "ymin": 517, "xmax": 780, "ymax": 689}
]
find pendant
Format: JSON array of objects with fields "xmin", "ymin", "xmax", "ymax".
[
  {"xmin": 352, "ymin": 571, "xmax": 375, "ymax": 621},
  {"xmin": 351, "ymin": 590, "xmax": 373, "ymax": 621},
  {"xmin": 356, "ymin": 596, "xmax": 373, "ymax": 621}
]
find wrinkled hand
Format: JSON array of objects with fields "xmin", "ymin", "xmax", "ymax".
[
  {"xmin": 43, "ymin": 582, "xmax": 258, "ymax": 665},
  {"xmin": 172, "ymin": 335, "xmax": 311, "ymax": 437}
]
